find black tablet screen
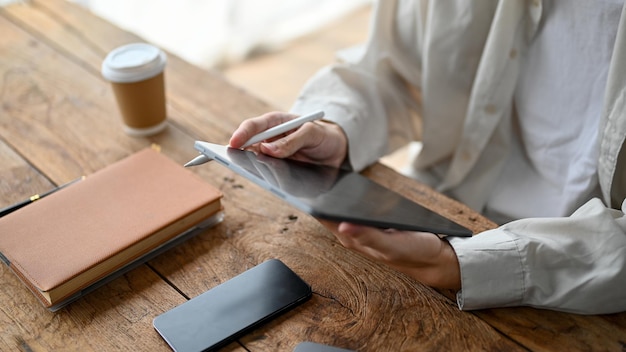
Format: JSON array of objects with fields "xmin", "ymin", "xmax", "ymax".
[{"xmin": 195, "ymin": 142, "xmax": 472, "ymax": 237}]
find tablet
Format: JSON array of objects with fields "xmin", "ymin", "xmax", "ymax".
[{"xmin": 194, "ymin": 141, "xmax": 472, "ymax": 237}]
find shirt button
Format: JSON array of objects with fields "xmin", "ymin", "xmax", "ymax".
[
  {"xmin": 485, "ymin": 104, "xmax": 497, "ymax": 114},
  {"xmin": 510, "ymin": 49, "xmax": 518, "ymax": 59}
]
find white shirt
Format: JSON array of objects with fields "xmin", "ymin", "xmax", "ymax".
[
  {"xmin": 291, "ymin": 0, "xmax": 626, "ymax": 314},
  {"xmin": 485, "ymin": 0, "xmax": 621, "ymax": 222}
]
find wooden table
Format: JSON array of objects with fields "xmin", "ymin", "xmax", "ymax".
[{"xmin": 0, "ymin": 1, "xmax": 624, "ymax": 351}]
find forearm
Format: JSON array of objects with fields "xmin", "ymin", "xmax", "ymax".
[
  {"xmin": 291, "ymin": 64, "xmax": 410, "ymax": 171},
  {"xmin": 290, "ymin": 1, "xmax": 423, "ymax": 172}
]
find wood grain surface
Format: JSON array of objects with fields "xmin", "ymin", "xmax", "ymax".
[{"xmin": 0, "ymin": 1, "xmax": 625, "ymax": 351}]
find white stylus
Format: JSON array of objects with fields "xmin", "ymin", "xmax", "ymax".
[{"xmin": 241, "ymin": 111, "xmax": 325, "ymax": 148}]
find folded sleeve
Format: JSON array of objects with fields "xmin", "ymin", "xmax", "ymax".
[
  {"xmin": 448, "ymin": 198, "xmax": 626, "ymax": 314},
  {"xmin": 290, "ymin": 0, "xmax": 424, "ymax": 171}
]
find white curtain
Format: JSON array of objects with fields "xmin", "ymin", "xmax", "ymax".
[{"xmin": 70, "ymin": 0, "xmax": 371, "ymax": 69}]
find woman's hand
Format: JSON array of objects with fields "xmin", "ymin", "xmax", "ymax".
[
  {"xmin": 229, "ymin": 111, "xmax": 460, "ymax": 289},
  {"xmin": 229, "ymin": 111, "xmax": 348, "ymax": 168},
  {"xmin": 319, "ymin": 221, "xmax": 462, "ymax": 290}
]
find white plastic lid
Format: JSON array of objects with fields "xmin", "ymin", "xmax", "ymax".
[{"xmin": 101, "ymin": 43, "xmax": 167, "ymax": 83}]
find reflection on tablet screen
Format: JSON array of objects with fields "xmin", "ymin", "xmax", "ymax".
[{"xmin": 196, "ymin": 142, "xmax": 472, "ymax": 237}]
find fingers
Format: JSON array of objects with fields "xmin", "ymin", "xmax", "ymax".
[
  {"xmin": 318, "ymin": 221, "xmax": 384, "ymax": 259},
  {"xmin": 229, "ymin": 111, "xmax": 348, "ymax": 168},
  {"xmin": 334, "ymin": 223, "xmax": 403, "ymax": 262},
  {"xmin": 327, "ymin": 222, "xmax": 461, "ymax": 289},
  {"xmin": 229, "ymin": 111, "xmax": 298, "ymax": 149},
  {"xmin": 269, "ymin": 121, "xmax": 348, "ymax": 168},
  {"xmin": 259, "ymin": 120, "xmax": 326, "ymax": 158}
]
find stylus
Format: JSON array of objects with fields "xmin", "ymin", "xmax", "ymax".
[
  {"xmin": 184, "ymin": 154, "xmax": 212, "ymax": 167},
  {"xmin": 183, "ymin": 111, "xmax": 325, "ymax": 168},
  {"xmin": 241, "ymin": 111, "xmax": 325, "ymax": 148}
]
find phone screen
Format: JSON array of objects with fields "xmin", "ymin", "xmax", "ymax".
[{"xmin": 153, "ymin": 259, "xmax": 312, "ymax": 352}]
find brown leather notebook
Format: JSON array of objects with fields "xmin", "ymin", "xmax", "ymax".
[{"xmin": 0, "ymin": 148, "xmax": 223, "ymax": 310}]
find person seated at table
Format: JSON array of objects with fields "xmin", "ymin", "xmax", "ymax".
[{"xmin": 229, "ymin": 0, "xmax": 626, "ymax": 314}]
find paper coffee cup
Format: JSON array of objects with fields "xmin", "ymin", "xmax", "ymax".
[{"xmin": 102, "ymin": 43, "xmax": 168, "ymax": 137}]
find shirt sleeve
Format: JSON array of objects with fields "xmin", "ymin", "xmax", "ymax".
[
  {"xmin": 448, "ymin": 197, "xmax": 626, "ymax": 314},
  {"xmin": 289, "ymin": 0, "xmax": 424, "ymax": 171}
]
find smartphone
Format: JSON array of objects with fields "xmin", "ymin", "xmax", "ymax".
[{"xmin": 153, "ymin": 259, "xmax": 312, "ymax": 352}]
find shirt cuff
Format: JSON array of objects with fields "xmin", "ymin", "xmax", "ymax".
[{"xmin": 447, "ymin": 229, "xmax": 525, "ymax": 310}]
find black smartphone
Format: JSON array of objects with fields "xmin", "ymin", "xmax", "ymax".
[{"xmin": 153, "ymin": 259, "xmax": 312, "ymax": 352}]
